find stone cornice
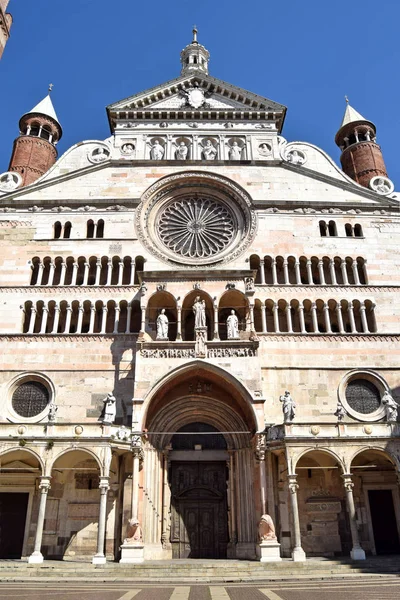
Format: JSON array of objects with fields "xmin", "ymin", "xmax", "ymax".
[{"xmin": 258, "ymin": 334, "xmax": 400, "ymax": 342}]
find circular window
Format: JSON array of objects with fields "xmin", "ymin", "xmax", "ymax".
[
  {"xmin": 339, "ymin": 371, "xmax": 387, "ymax": 422},
  {"xmin": 345, "ymin": 379, "xmax": 381, "ymax": 414},
  {"xmin": 12, "ymin": 381, "xmax": 49, "ymax": 418},
  {"xmin": 136, "ymin": 172, "xmax": 257, "ymax": 267}
]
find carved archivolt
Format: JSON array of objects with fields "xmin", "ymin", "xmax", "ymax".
[{"xmin": 135, "ymin": 171, "xmax": 257, "ymax": 268}]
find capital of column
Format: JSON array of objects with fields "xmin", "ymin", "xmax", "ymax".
[
  {"xmin": 342, "ymin": 473, "xmax": 354, "ymax": 491},
  {"xmin": 255, "ymin": 433, "xmax": 266, "ymax": 462},
  {"xmin": 336, "ymin": 302, "xmax": 342, "ymax": 311},
  {"xmin": 288, "ymin": 474, "xmax": 299, "ymax": 494},
  {"xmin": 38, "ymin": 476, "xmax": 52, "ymax": 491},
  {"xmin": 99, "ymin": 476, "xmax": 110, "ymax": 492}
]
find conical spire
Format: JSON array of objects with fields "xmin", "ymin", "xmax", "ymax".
[
  {"xmin": 180, "ymin": 26, "xmax": 210, "ymax": 76},
  {"xmin": 28, "ymin": 89, "xmax": 60, "ymax": 126},
  {"xmin": 339, "ymin": 99, "xmax": 368, "ymax": 128}
]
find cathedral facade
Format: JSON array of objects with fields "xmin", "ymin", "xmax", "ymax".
[
  {"xmin": 0, "ymin": 0, "xmax": 12, "ymax": 60},
  {"xmin": 0, "ymin": 31, "xmax": 399, "ymax": 564}
]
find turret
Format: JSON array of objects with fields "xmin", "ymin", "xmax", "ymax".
[
  {"xmin": 335, "ymin": 99, "xmax": 389, "ymax": 190},
  {"xmin": 8, "ymin": 88, "xmax": 62, "ymax": 187},
  {"xmin": 180, "ymin": 26, "xmax": 210, "ymax": 76}
]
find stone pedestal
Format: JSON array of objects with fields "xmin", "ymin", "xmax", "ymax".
[
  {"xmin": 92, "ymin": 553, "xmax": 107, "ymax": 565},
  {"xmin": 257, "ymin": 541, "xmax": 282, "ymax": 562},
  {"xmin": 120, "ymin": 543, "xmax": 145, "ymax": 563},
  {"xmin": 292, "ymin": 546, "xmax": 306, "ymax": 562},
  {"xmin": 350, "ymin": 547, "xmax": 366, "ymax": 560},
  {"xmin": 28, "ymin": 551, "xmax": 44, "ymax": 564}
]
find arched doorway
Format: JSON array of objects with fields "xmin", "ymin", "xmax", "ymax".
[{"xmin": 141, "ymin": 362, "xmax": 259, "ymax": 560}]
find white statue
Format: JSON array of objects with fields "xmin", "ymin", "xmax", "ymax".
[
  {"xmin": 287, "ymin": 149, "xmax": 305, "ymax": 165},
  {"xmin": 279, "ymin": 390, "xmax": 296, "ymax": 423},
  {"xmin": 258, "ymin": 514, "xmax": 277, "ymax": 541},
  {"xmin": 258, "ymin": 143, "xmax": 271, "ymax": 157},
  {"xmin": 374, "ymin": 177, "xmax": 391, "ymax": 194},
  {"xmin": 195, "ymin": 328, "xmax": 207, "ymax": 357},
  {"xmin": 91, "ymin": 147, "xmax": 109, "ymax": 162},
  {"xmin": 124, "ymin": 518, "xmax": 143, "ymax": 544},
  {"xmin": 382, "ymin": 390, "xmax": 398, "ymax": 422},
  {"xmin": 121, "ymin": 143, "xmax": 135, "ymax": 155},
  {"xmin": 202, "ymin": 139, "xmax": 217, "ymax": 160},
  {"xmin": 193, "ymin": 296, "xmax": 206, "ymax": 328},
  {"xmin": 226, "ymin": 310, "xmax": 239, "ymax": 339},
  {"xmin": 334, "ymin": 399, "xmax": 346, "ymax": 422},
  {"xmin": 150, "ymin": 140, "xmax": 164, "ymax": 160},
  {"xmin": 48, "ymin": 402, "xmax": 58, "ymax": 422},
  {"xmin": 0, "ymin": 173, "xmax": 18, "ymax": 191},
  {"xmin": 229, "ymin": 141, "xmax": 242, "ymax": 160},
  {"xmin": 102, "ymin": 392, "xmax": 116, "ymax": 424},
  {"xmin": 156, "ymin": 309, "xmax": 169, "ymax": 340},
  {"xmin": 176, "ymin": 141, "xmax": 188, "ymax": 160}
]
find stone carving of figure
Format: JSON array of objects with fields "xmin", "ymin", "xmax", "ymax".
[
  {"xmin": 226, "ymin": 310, "xmax": 239, "ymax": 339},
  {"xmin": 193, "ymin": 296, "xmax": 206, "ymax": 328},
  {"xmin": 258, "ymin": 143, "xmax": 271, "ymax": 157},
  {"xmin": 195, "ymin": 328, "xmax": 207, "ymax": 358},
  {"xmin": 102, "ymin": 392, "xmax": 116, "ymax": 424},
  {"xmin": 0, "ymin": 173, "xmax": 18, "ymax": 191},
  {"xmin": 202, "ymin": 139, "xmax": 217, "ymax": 160},
  {"xmin": 287, "ymin": 149, "xmax": 306, "ymax": 165},
  {"xmin": 258, "ymin": 514, "xmax": 277, "ymax": 542},
  {"xmin": 229, "ymin": 141, "xmax": 242, "ymax": 160},
  {"xmin": 48, "ymin": 402, "xmax": 58, "ymax": 422},
  {"xmin": 373, "ymin": 177, "xmax": 391, "ymax": 194},
  {"xmin": 382, "ymin": 390, "xmax": 398, "ymax": 422},
  {"xmin": 91, "ymin": 147, "xmax": 109, "ymax": 162},
  {"xmin": 176, "ymin": 141, "xmax": 189, "ymax": 160},
  {"xmin": 279, "ymin": 390, "xmax": 296, "ymax": 423},
  {"xmin": 150, "ymin": 140, "xmax": 165, "ymax": 160},
  {"xmin": 156, "ymin": 308, "xmax": 169, "ymax": 340},
  {"xmin": 124, "ymin": 518, "xmax": 143, "ymax": 544},
  {"xmin": 121, "ymin": 143, "xmax": 135, "ymax": 155},
  {"xmin": 334, "ymin": 399, "xmax": 346, "ymax": 422}
]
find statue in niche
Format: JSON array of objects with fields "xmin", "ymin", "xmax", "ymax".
[
  {"xmin": 121, "ymin": 143, "xmax": 135, "ymax": 155},
  {"xmin": 48, "ymin": 402, "xmax": 58, "ymax": 422},
  {"xmin": 226, "ymin": 310, "xmax": 239, "ymax": 339},
  {"xmin": 150, "ymin": 140, "xmax": 165, "ymax": 160},
  {"xmin": 195, "ymin": 328, "xmax": 207, "ymax": 358},
  {"xmin": 229, "ymin": 141, "xmax": 242, "ymax": 160},
  {"xmin": 258, "ymin": 514, "xmax": 277, "ymax": 542},
  {"xmin": 258, "ymin": 143, "xmax": 271, "ymax": 157},
  {"xmin": 156, "ymin": 308, "xmax": 169, "ymax": 340},
  {"xmin": 279, "ymin": 390, "xmax": 296, "ymax": 423},
  {"xmin": 334, "ymin": 399, "xmax": 346, "ymax": 422},
  {"xmin": 102, "ymin": 392, "xmax": 116, "ymax": 424},
  {"xmin": 382, "ymin": 390, "xmax": 398, "ymax": 422},
  {"xmin": 202, "ymin": 139, "xmax": 217, "ymax": 160},
  {"xmin": 193, "ymin": 296, "xmax": 206, "ymax": 328},
  {"xmin": 124, "ymin": 518, "xmax": 143, "ymax": 544},
  {"xmin": 175, "ymin": 141, "xmax": 189, "ymax": 160}
]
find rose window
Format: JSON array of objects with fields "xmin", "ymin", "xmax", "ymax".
[
  {"xmin": 12, "ymin": 381, "xmax": 49, "ymax": 418},
  {"xmin": 157, "ymin": 197, "xmax": 235, "ymax": 259}
]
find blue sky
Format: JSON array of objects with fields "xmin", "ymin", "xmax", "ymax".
[{"xmin": 1, "ymin": 0, "xmax": 399, "ymax": 186}]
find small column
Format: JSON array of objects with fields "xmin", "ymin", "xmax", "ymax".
[
  {"xmin": 71, "ymin": 263, "xmax": 78, "ymax": 286},
  {"xmin": 348, "ymin": 302, "xmax": 357, "ymax": 333},
  {"xmin": 64, "ymin": 304, "xmax": 72, "ymax": 333},
  {"xmin": 28, "ymin": 306, "xmax": 37, "ymax": 334},
  {"xmin": 129, "ymin": 258, "xmax": 136, "ymax": 285},
  {"xmin": 95, "ymin": 259, "xmax": 102, "ymax": 286},
  {"xmin": 318, "ymin": 260, "xmax": 325, "ymax": 285},
  {"xmin": 52, "ymin": 305, "xmax": 60, "ymax": 334},
  {"xmin": 140, "ymin": 306, "xmax": 146, "ymax": 333},
  {"xmin": 342, "ymin": 474, "xmax": 366, "ymax": 560},
  {"xmin": 83, "ymin": 262, "xmax": 90, "ymax": 286},
  {"xmin": 287, "ymin": 474, "xmax": 306, "ymax": 561},
  {"xmin": 306, "ymin": 259, "xmax": 313, "ymax": 285},
  {"xmin": 113, "ymin": 305, "xmax": 120, "ymax": 334},
  {"xmin": 323, "ymin": 302, "xmax": 332, "ymax": 333},
  {"xmin": 118, "ymin": 261, "xmax": 124, "ymax": 286},
  {"xmin": 249, "ymin": 304, "xmax": 255, "ymax": 333},
  {"xmin": 340, "ymin": 260, "xmax": 349, "ymax": 285},
  {"xmin": 285, "ymin": 304, "xmax": 293, "ymax": 333},
  {"xmin": 89, "ymin": 303, "xmax": 96, "ymax": 334},
  {"xmin": 176, "ymin": 306, "xmax": 182, "ymax": 340},
  {"xmin": 329, "ymin": 259, "xmax": 337, "ymax": 285},
  {"xmin": 100, "ymin": 306, "xmax": 108, "ymax": 334},
  {"xmin": 28, "ymin": 476, "xmax": 52, "ymax": 563},
  {"xmin": 59, "ymin": 262, "xmax": 67, "ymax": 286},
  {"xmin": 298, "ymin": 304, "xmax": 306, "ymax": 333},
  {"xmin": 259, "ymin": 258, "xmax": 266, "ymax": 285},
  {"xmin": 362, "ymin": 260, "xmax": 368, "ymax": 285},
  {"xmin": 311, "ymin": 302, "xmax": 318, "ymax": 332},
  {"xmin": 294, "ymin": 260, "xmax": 301, "ymax": 284},
  {"xmin": 273, "ymin": 302, "xmax": 280, "ymax": 333},
  {"xmin": 336, "ymin": 302, "xmax": 345, "ymax": 334},
  {"xmin": 126, "ymin": 302, "xmax": 132, "ymax": 334},
  {"xmin": 261, "ymin": 306, "xmax": 267, "ymax": 333},
  {"xmin": 93, "ymin": 222, "xmax": 98, "ymax": 238},
  {"xmin": 76, "ymin": 305, "xmax": 84, "ymax": 334},
  {"xmin": 36, "ymin": 263, "xmax": 44, "ymax": 286},
  {"xmin": 106, "ymin": 259, "xmax": 113, "ymax": 286},
  {"xmin": 359, "ymin": 302, "xmax": 369, "ymax": 333},
  {"xmin": 228, "ymin": 451, "xmax": 237, "ymax": 552},
  {"xmin": 47, "ymin": 260, "xmax": 55, "ymax": 286},
  {"xmin": 271, "ymin": 259, "xmax": 278, "ymax": 285},
  {"xmin": 283, "ymin": 260, "xmax": 289, "ymax": 285},
  {"xmin": 92, "ymin": 476, "xmax": 110, "ymax": 564},
  {"xmin": 40, "ymin": 305, "xmax": 49, "ymax": 334},
  {"xmin": 351, "ymin": 261, "xmax": 360, "ymax": 285},
  {"xmin": 161, "ymin": 449, "xmax": 171, "ymax": 551},
  {"xmin": 213, "ymin": 303, "xmax": 219, "ymax": 340}
]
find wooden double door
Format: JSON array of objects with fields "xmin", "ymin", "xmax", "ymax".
[{"xmin": 170, "ymin": 461, "xmax": 228, "ymax": 559}]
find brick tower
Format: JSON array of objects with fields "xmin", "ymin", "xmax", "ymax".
[
  {"xmin": 8, "ymin": 91, "xmax": 62, "ymax": 187},
  {"xmin": 335, "ymin": 100, "xmax": 388, "ymax": 189}
]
